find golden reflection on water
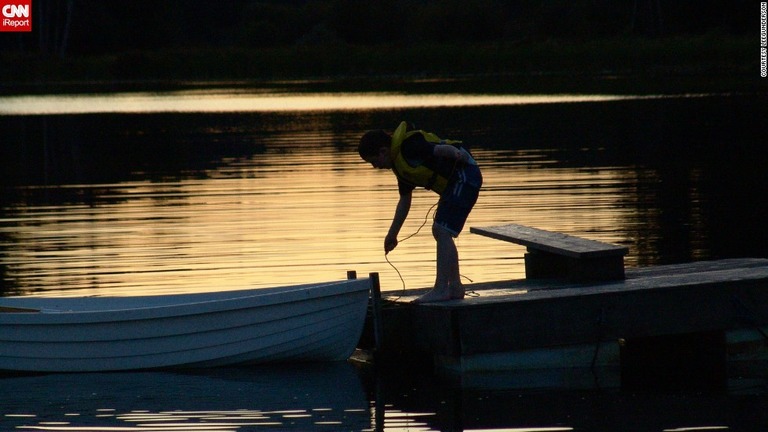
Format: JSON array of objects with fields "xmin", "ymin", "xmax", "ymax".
[
  {"xmin": 2, "ymin": 92, "xmax": 696, "ymax": 296},
  {"xmin": 0, "ymin": 90, "xmax": 662, "ymax": 115},
  {"xmin": 1, "ymin": 136, "xmax": 639, "ymax": 296}
]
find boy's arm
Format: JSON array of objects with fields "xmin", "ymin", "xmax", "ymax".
[{"xmin": 385, "ymin": 190, "xmax": 412, "ymax": 254}]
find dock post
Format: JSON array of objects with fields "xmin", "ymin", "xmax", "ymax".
[
  {"xmin": 369, "ymin": 272, "xmax": 384, "ymax": 354},
  {"xmin": 347, "ymin": 270, "xmax": 357, "ymax": 280}
]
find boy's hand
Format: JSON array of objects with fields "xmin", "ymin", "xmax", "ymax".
[{"xmin": 384, "ymin": 234, "xmax": 398, "ymax": 254}]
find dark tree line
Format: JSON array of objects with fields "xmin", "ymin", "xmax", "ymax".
[{"xmin": 2, "ymin": 0, "xmax": 753, "ymax": 57}]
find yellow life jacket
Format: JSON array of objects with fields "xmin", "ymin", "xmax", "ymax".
[{"xmin": 390, "ymin": 121, "xmax": 462, "ymax": 193}]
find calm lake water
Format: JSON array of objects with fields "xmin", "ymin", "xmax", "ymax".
[{"xmin": 1, "ymin": 86, "xmax": 767, "ymax": 430}]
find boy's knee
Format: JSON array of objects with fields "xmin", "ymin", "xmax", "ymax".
[{"xmin": 432, "ymin": 223, "xmax": 454, "ymax": 240}]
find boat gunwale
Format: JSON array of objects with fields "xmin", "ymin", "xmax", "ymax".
[
  {"xmin": 0, "ymin": 278, "xmax": 371, "ymax": 325},
  {"xmin": 0, "ymin": 288, "xmax": 370, "ymax": 343}
]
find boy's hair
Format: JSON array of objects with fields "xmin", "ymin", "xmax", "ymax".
[{"xmin": 358, "ymin": 130, "xmax": 391, "ymax": 159}]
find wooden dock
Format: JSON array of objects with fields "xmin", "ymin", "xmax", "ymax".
[{"xmin": 359, "ymin": 224, "xmax": 768, "ymax": 390}]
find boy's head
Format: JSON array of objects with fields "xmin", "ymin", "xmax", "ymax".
[{"xmin": 358, "ymin": 130, "xmax": 392, "ymax": 169}]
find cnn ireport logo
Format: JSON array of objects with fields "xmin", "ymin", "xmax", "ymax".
[{"xmin": 1, "ymin": 0, "xmax": 31, "ymax": 32}]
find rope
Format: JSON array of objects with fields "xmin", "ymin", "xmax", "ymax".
[
  {"xmin": 385, "ymin": 201, "xmax": 438, "ymax": 295},
  {"xmin": 384, "ymin": 254, "xmax": 405, "ymax": 294}
]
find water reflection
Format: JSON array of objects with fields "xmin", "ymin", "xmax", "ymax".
[
  {"xmin": 1, "ymin": 363, "xmax": 372, "ymax": 431},
  {"xmin": 0, "ymin": 144, "xmax": 644, "ymax": 296},
  {"xmin": 1, "ymin": 94, "xmax": 766, "ymax": 297},
  {"xmin": 0, "ymin": 90, "xmax": 671, "ymax": 115},
  {"xmin": 5, "ymin": 358, "xmax": 760, "ymax": 431}
]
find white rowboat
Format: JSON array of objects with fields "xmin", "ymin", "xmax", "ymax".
[{"xmin": 0, "ymin": 278, "xmax": 371, "ymax": 373}]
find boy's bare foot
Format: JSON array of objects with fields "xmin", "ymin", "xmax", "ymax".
[
  {"xmin": 412, "ymin": 287, "xmax": 451, "ymax": 303},
  {"xmin": 413, "ymin": 283, "xmax": 465, "ymax": 303}
]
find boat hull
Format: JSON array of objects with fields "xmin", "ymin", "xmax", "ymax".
[{"xmin": 0, "ymin": 279, "xmax": 371, "ymax": 372}]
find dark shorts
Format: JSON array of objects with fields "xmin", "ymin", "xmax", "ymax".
[{"xmin": 434, "ymin": 163, "xmax": 482, "ymax": 236}]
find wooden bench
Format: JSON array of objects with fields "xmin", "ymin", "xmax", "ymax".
[{"xmin": 470, "ymin": 224, "xmax": 629, "ymax": 281}]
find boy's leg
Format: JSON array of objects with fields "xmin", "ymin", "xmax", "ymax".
[
  {"xmin": 414, "ymin": 165, "xmax": 481, "ymax": 303},
  {"xmin": 413, "ymin": 225, "xmax": 462, "ymax": 303},
  {"xmin": 435, "ymin": 226, "xmax": 463, "ymax": 298}
]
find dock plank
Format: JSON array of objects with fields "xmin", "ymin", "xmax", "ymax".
[
  {"xmin": 470, "ymin": 224, "xmax": 628, "ymax": 258},
  {"xmin": 384, "ymin": 258, "xmax": 768, "ymax": 303},
  {"xmin": 470, "ymin": 224, "xmax": 629, "ymax": 281},
  {"xmin": 378, "ymin": 259, "xmax": 768, "ymax": 359}
]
